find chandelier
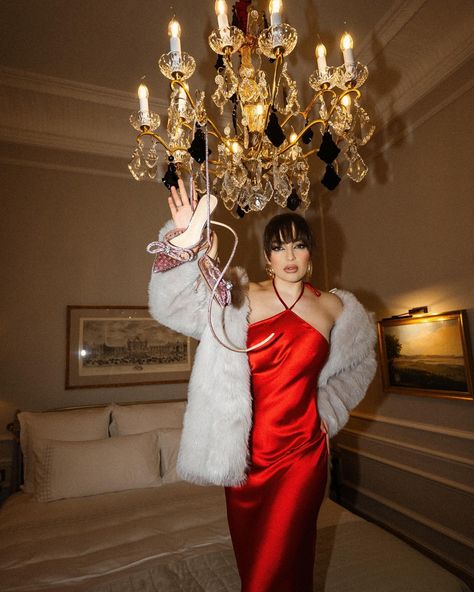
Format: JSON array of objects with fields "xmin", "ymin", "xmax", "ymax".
[{"xmin": 129, "ymin": 0, "xmax": 375, "ymax": 215}]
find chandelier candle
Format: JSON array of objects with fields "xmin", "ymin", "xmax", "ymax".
[
  {"xmin": 269, "ymin": 0, "xmax": 283, "ymax": 48},
  {"xmin": 315, "ymin": 44, "xmax": 328, "ymax": 74},
  {"xmin": 215, "ymin": 1, "xmax": 231, "ymax": 46},
  {"xmin": 340, "ymin": 33, "xmax": 355, "ymax": 75},
  {"xmin": 168, "ymin": 19, "xmax": 182, "ymax": 54},
  {"xmin": 137, "ymin": 84, "xmax": 151, "ymax": 127},
  {"xmin": 177, "ymin": 83, "xmax": 188, "ymax": 115},
  {"xmin": 269, "ymin": 0, "xmax": 282, "ymax": 26}
]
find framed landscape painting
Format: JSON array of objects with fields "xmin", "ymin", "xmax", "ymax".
[
  {"xmin": 66, "ymin": 306, "xmax": 195, "ymax": 389},
  {"xmin": 377, "ymin": 310, "xmax": 473, "ymax": 400}
]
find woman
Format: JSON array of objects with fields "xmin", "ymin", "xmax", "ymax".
[{"xmin": 148, "ymin": 181, "xmax": 377, "ymax": 592}]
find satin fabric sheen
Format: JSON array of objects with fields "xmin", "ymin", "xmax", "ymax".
[{"xmin": 225, "ymin": 284, "xmax": 329, "ymax": 592}]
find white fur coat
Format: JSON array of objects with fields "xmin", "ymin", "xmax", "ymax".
[{"xmin": 148, "ymin": 221, "xmax": 377, "ymax": 486}]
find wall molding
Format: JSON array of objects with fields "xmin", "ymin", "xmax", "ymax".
[
  {"xmin": 350, "ymin": 410, "xmax": 474, "ymax": 441},
  {"xmin": 0, "ymin": 66, "xmax": 167, "ymax": 112},
  {"xmin": 340, "ymin": 426, "xmax": 474, "ymax": 467},
  {"xmin": 372, "ymin": 64, "xmax": 474, "ymax": 158},
  {"xmin": 0, "ymin": 156, "xmax": 131, "ymax": 180},
  {"xmin": 338, "ymin": 444, "xmax": 474, "ymax": 496},
  {"xmin": 378, "ymin": 32, "xmax": 474, "ymax": 128},
  {"xmin": 357, "ymin": 0, "xmax": 427, "ymax": 66},
  {"xmin": 0, "ymin": 124, "xmax": 131, "ymax": 160},
  {"xmin": 341, "ymin": 480, "xmax": 474, "ymax": 551}
]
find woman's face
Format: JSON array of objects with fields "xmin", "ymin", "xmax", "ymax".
[{"xmin": 267, "ymin": 235, "xmax": 311, "ymax": 283}]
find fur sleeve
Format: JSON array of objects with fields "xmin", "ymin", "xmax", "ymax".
[
  {"xmin": 148, "ymin": 220, "xmax": 210, "ymax": 340},
  {"xmin": 317, "ymin": 289, "xmax": 378, "ymax": 437}
]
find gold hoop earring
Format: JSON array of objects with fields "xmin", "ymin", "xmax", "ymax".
[
  {"xmin": 305, "ymin": 260, "xmax": 313, "ymax": 281},
  {"xmin": 265, "ymin": 263, "xmax": 275, "ymax": 279}
]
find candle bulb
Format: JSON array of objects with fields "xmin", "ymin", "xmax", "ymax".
[
  {"xmin": 215, "ymin": 0, "xmax": 231, "ymax": 46},
  {"xmin": 168, "ymin": 19, "xmax": 182, "ymax": 55},
  {"xmin": 137, "ymin": 84, "xmax": 151, "ymax": 126},
  {"xmin": 340, "ymin": 32, "xmax": 355, "ymax": 72},
  {"xmin": 215, "ymin": 1, "xmax": 229, "ymax": 31},
  {"xmin": 341, "ymin": 94, "xmax": 352, "ymax": 112},
  {"xmin": 315, "ymin": 44, "xmax": 327, "ymax": 73},
  {"xmin": 269, "ymin": 0, "xmax": 282, "ymax": 27},
  {"xmin": 177, "ymin": 83, "xmax": 188, "ymax": 115}
]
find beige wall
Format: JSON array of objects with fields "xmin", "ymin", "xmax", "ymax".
[
  {"xmin": 325, "ymin": 85, "xmax": 474, "ymax": 581},
  {"xmin": 0, "ymin": 167, "xmax": 187, "ymax": 430}
]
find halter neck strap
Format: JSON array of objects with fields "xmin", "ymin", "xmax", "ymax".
[{"xmin": 272, "ymin": 280, "xmax": 305, "ymax": 311}]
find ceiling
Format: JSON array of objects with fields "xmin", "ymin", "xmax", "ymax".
[{"xmin": 0, "ymin": 0, "xmax": 472, "ymax": 176}]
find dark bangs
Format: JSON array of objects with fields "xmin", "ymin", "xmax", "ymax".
[{"xmin": 263, "ymin": 213, "xmax": 314, "ymax": 257}]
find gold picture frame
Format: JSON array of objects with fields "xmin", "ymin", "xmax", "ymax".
[
  {"xmin": 377, "ymin": 310, "xmax": 473, "ymax": 400},
  {"xmin": 66, "ymin": 306, "xmax": 195, "ymax": 389}
]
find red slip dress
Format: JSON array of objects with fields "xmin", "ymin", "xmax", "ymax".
[{"xmin": 225, "ymin": 282, "xmax": 329, "ymax": 592}]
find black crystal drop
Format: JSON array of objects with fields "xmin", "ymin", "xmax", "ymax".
[
  {"xmin": 187, "ymin": 125, "xmax": 211, "ymax": 164},
  {"xmin": 265, "ymin": 109, "xmax": 286, "ymax": 148},
  {"xmin": 317, "ymin": 131, "xmax": 340, "ymax": 164},
  {"xmin": 162, "ymin": 156, "xmax": 179, "ymax": 190},
  {"xmin": 236, "ymin": 206, "xmax": 245, "ymax": 218},
  {"xmin": 321, "ymin": 164, "xmax": 341, "ymax": 190},
  {"xmin": 286, "ymin": 189, "xmax": 301, "ymax": 211}
]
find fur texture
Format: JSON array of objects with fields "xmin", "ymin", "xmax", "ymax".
[{"xmin": 148, "ymin": 222, "xmax": 377, "ymax": 485}]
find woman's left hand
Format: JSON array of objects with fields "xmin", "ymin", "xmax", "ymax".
[{"xmin": 168, "ymin": 179, "xmax": 197, "ymax": 229}]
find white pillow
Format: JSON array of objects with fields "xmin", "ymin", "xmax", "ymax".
[
  {"xmin": 18, "ymin": 407, "xmax": 111, "ymax": 493},
  {"xmin": 158, "ymin": 428, "xmax": 182, "ymax": 484},
  {"xmin": 110, "ymin": 401, "xmax": 185, "ymax": 436},
  {"xmin": 33, "ymin": 431, "xmax": 161, "ymax": 502}
]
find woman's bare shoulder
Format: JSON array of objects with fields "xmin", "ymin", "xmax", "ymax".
[
  {"xmin": 317, "ymin": 289, "xmax": 344, "ymax": 320},
  {"xmin": 248, "ymin": 280, "xmax": 271, "ymax": 295}
]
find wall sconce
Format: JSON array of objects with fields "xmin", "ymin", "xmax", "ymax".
[{"xmin": 388, "ymin": 306, "xmax": 429, "ymax": 320}]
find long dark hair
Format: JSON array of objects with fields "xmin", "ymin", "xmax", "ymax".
[{"xmin": 263, "ymin": 213, "xmax": 314, "ymax": 257}]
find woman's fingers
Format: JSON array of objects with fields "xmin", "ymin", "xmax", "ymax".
[
  {"xmin": 170, "ymin": 185, "xmax": 182, "ymax": 209},
  {"xmin": 168, "ymin": 195, "xmax": 178, "ymax": 217},
  {"xmin": 168, "ymin": 179, "xmax": 195, "ymax": 228}
]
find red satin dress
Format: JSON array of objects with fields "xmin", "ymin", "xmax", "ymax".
[{"xmin": 225, "ymin": 282, "xmax": 329, "ymax": 592}]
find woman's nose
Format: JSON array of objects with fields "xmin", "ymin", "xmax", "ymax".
[{"xmin": 286, "ymin": 246, "xmax": 296, "ymax": 260}]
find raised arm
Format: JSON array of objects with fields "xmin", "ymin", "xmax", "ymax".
[{"xmin": 148, "ymin": 181, "xmax": 211, "ymax": 340}]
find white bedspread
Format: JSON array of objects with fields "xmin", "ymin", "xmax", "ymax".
[{"xmin": 0, "ymin": 483, "xmax": 469, "ymax": 591}]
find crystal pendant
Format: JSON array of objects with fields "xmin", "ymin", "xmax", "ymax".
[
  {"xmin": 212, "ymin": 75, "xmax": 227, "ymax": 112},
  {"xmin": 353, "ymin": 101, "xmax": 375, "ymax": 146},
  {"xmin": 145, "ymin": 142, "xmax": 159, "ymax": 180},
  {"xmin": 274, "ymin": 63, "xmax": 300, "ymax": 116},
  {"xmin": 318, "ymin": 96, "xmax": 329, "ymax": 120},
  {"xmin": 273, "ymin": 162, "xmax": 292, "ymax": 206},
  {"xmin": 330, "ymin": 104, "xmax": 352, "ymax": 137},
  {"xmin": 346, "ymin": 150, "xmax": 368, "ymax": 182},
  {"xmin": 128, "ymin": 146, "xmax": 147, "ymax": 181},
  {"xmin": 249, "ymin": 186, "xmax": 265, "ymax": 211},
  {"xmin": 194, "ymin": 91, "xmax": 207, "ymax": 125}
]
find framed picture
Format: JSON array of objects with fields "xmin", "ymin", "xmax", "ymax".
[
  {"xmin": 377, "ymin": 310, "xmax": 473, "ymax": 400},
  {"xmin": 66, "ymin": 306, "xmax": 195, "ymax": 389}
]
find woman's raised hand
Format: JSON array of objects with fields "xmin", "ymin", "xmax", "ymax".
[{"xmin": 168, "ymin": 179, "xmax": 197, "ymax": 229}]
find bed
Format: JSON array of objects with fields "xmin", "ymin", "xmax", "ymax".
[{"xmin": 0, "ymin": 401, "xmax": 469, "ymax": 592}]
